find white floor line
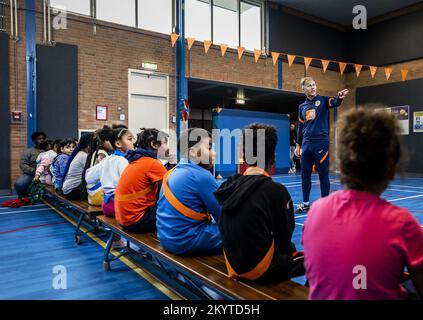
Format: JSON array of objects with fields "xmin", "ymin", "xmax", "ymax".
[
  {"xmin": 0, "ymin": 208, "xmax": 53, "ymax": 215},
  {"xmin": 295, "ymin": 214, "xmax": 308, "ymax": 219},
  {"xmin": 330, "ymin": 181, "xmax": 423, "ymax": 194},
  {"xmin": 295, "ymin": 222, "xmax": 304, "ymax": 226},
  {"xmin": 388, "ymin": 194, "xmax": 423, "ymax": 203},
  {"xmin": 388, "ymin": 184, "xmax": 423, "ymax": 190}
]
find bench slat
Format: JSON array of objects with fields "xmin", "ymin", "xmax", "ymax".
[
  {"xmin": 98, "ymin": 215, "xmax": 309, "ymax": 300},
  {"xmin": 44, "ymin": 185, "xmax": 103, "ymax": 215}
]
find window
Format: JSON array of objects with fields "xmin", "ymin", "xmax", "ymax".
[
  {"xmin": 138, "ymin": 0, "xmax": 172, "ymax": 34},
  {"xmin": 49, "ymin": 0, "xmax": 91, "ymax": 16},
  {"xmin": 185, "ymin": 0, "xmax": 211, "ymax": 41},
  {"xmin": 96, "ymin": 0, "xmax": 136, "ymax": 27},
  {"xmin": 240, "ymin": 1, "xmax": 261, "ymax": 50},
  {"xmin": 213, "ymin": 0, "xmax": 239, "ymax": 48}
]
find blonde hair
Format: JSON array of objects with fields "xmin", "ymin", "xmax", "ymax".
[{"xmin": 300, "ymin": 77, "xmax": 315, "ymax": 88}]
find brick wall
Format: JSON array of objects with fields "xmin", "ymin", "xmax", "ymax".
[{"xmin": 5, "ymin": 2, "xmax": 423, "ymax": 187}]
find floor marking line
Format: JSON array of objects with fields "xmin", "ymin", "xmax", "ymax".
[
  {"xmin": 388, "ymin": 194, "xmax": 423, "ymax": 202},
  {"xmin": 0, "ymin": 208, "xmax": 53, "ymax": 215},
  {"xmin": 43, "ymin": 200, "xmax": 183, "ymax": 300},
  {"xmin": 0, "ymin": 221, "xmax": 67, "ymax": 235},
  {"xmin": 0, "ymin": 204, "xmax": 49, "ymax": 210}
]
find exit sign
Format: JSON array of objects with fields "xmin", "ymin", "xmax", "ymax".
[{"xmin": 142, "ymin": 62, "xmax": 158, "ymax": 71}]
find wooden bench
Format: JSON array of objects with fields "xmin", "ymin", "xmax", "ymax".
[
  {"xmin": 43, "ymin": 185, "xmax": 103, "ymax": 244},
  {"xmin": 98, "ymin": 215, "xmax": 309, "ymax": 300}
]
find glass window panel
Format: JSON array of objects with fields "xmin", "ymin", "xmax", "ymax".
[
  {"xmin": 240, "ymin": 2, "xmax": 261, "ymax": 50},
  {"xmin": 185, "ymin": 0, "xmax": 211, "ymax": 41},
  {"xmin": 50, "ymin": 0, "xmax": 91, "ymax": 16},
  {"xmin": 96, "ymin": 0, "xmax": 136, "ymax": 27},
  {"xmin": 213, "ymin": 0, "xmax": 238, "ymax": 48},
  {"xmin": 138, "ymin": 0, "xmax": 172, "ymax": 34}
]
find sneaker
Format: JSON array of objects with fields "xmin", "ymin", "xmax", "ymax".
[
  {"xmin": 112, "ymin": 238, "xmax": 127, "ymax": 249},
  {"xmin": 291, "ymin": 167, "xmax": 296, "ymax": 173},
  {"xmin": 295, "ymin": 203, "xmax": 310, "ymax": 213},
  {"xmin": 288, "ymin": 169, "xmax": 293, "ymax": 174}
]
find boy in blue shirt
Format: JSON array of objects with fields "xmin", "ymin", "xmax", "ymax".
[
  {"xmin": 156, "ymin": 128, "xmax": 222, "ymax": 255},
  {"xmin": 295, "ymin": 77, "xmax": 349, "ymax": 212}
]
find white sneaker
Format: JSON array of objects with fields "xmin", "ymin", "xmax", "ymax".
[{"xmin": 112, "ymin": 238, "xmax": 127, "ymax": 249}]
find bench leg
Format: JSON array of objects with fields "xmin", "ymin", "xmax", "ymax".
[
  {"xmin": 74, "ymin": 213, "xmax": 85, "ymax": 245},
  {"xmin": 103, "ymin": 231, "xmax": 115, "ymax": 271}
]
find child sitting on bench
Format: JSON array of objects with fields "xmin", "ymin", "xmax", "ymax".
[
  {"xmin": 51, "ymin": 139, "xmax": 76, "ymax": 192},
  {"xmin": 33, "ymin": 140, "xmax": 58, "ymax": 186},
  {"xmin": 156, "ymin": 128, "xmax": 222, "ymax": 255},
  {"xmin": 215, "ymin": 123, "xmax": 305, "ymax": 282},
  {"xmin": 114, "ymin": 128, "xmax": 168, "ymax": 233},
  {"xmin": 62, "ymin": 133, "xmax": 94, "ymax": 200},
  {"xmin": 302, "ymin": 108, "xmax": 423, "ymax": 300},
  {"xmin": 85, "ymin": 126, "xmax": 135, "ymax": 217}
]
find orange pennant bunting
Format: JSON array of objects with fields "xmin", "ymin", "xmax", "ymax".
[
  {"xmin": 237, "ymin": 47, "xmax": 245, "ymax": 60},
  {"xmin": 187, "ymin": 37, "xmax": 195, "ymax": 50},
  {"xmin": 370, "ymin": 66, "xmax": 378, "ymax": 78},
  {"xmin": 204, "ymin": 40, "xmax": 212, "ymax": 54},
  {"xmin": 170, "ymin": 33, "xmax": 179, "ymax": 47},
  {"xmin": 321, "ymin": 60, "xmax": 330, "ymax": 73},
  {"xmin": 287, "ymin": 55, "xmax": 296, "ymax": 67},
  {"xmin": 384, "ymin": 67, "xmax": 393, "ymax": 80},
  {"xmin": 401, "ymin": 68, "xmax": 408, "ymax": 81},
  {"xmin": 339, "ymin": 62, "xmax": 347, "ymax": 75},
  {"xmin": 254, "ymin": 49, "xmax": 261, "ymax": 63},
  {"xmin": 271, "ymin": 52, "xmax": 280, "ymax": 65},
  {"xmin": 354, "ymin": 64, "xmax": 363, "ymax": 77},
  {"xmin": 304, "ymin": 57, "xmax": 312, "ymax": 70},
  {"xmin": 220, "ymin": 44, "xmax": 228, "ymax": 57}
]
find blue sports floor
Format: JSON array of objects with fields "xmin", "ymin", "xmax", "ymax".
[{"xmin": 0, "ymin": 174, "xmax": 422, "ymax": 299}]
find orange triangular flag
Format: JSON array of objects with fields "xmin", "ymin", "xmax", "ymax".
[
  {"xmin": 401, "ymin": 68, "xmax": 408, "ymax": 81},
  {"xmin": 304, "ymin": 57, "xmax": 312, "ymax": 70},
  {"xmin": 204, "ymin": 40, "xmax": 212, "ymax": 54},
  {"xmin": 355, "ymin": 64, "xmax": 363, "ymax": 77},
  {"xmin": 254, "ymin": 49, "xmax": 261, "ymax": 63},
  {"xmin": 339, "ymin": 62, "xmax": 347, "ymax": 75},
  {"xmin": 271, "ymin": 52, "xmax": 280, "ymax": 65},
  {"xmin": 187, "ymin": 37, "xmax": 195, "ymax": 50},
  {"xmin": 171, "ymin": 33, "xmax": 179, "ymax": 47},
  {"xmin": 237, "ymin": 47, "xmax": 245, "ymax": 60},
  {"xmin": 220, "ymin": 44, "xmax": 228, "ymax": 57},
  {"xmin": 287, "ymin": 55, "xmax": 296, "ymax": 67},
  {"xmin": 384, "ymin": 67, "xmax": 393, "ymax": 80},
  {"xmin": 321, "ymin": 60, "xmax": 330, "ymax": 73},
  {"xmin": 370, "ymin": 66, "xmax": 378, "ymax": 78}
]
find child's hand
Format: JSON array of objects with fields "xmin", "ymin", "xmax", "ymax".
[{"xmin": 33, "ymin": 175, "xmax": 40, "ymax": 182}]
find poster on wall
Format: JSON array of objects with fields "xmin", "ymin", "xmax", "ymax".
[
  {"xmin": 96, "ymin": 105, "xmax": 108, "ymax": 121},
  {"xmin": 389, "ymin": 105, "xmax": 410, "ymax": 135},
  {"xmin": 414, "ymin": 111, "xmax": 423, "ymax": 133}
]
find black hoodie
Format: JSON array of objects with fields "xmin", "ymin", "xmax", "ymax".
[{"xmin": 215, "ymin": 173, "xmax": 300, "ymax": 282}]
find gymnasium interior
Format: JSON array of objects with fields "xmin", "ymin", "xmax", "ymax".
[{"xmin": 0, "ymin": 0, "xmax": 422, "ymax": 305}]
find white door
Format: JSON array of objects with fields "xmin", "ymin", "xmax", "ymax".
[
  {"xmin": 128, "ymin": 70, "xmax": 169, "ymax": 135},
  {"xmin": 129, "ymin": 95, "xmax": 167, "ymax": 132}
]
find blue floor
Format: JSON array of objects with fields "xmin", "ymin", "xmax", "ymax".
[
  {"xmin": 0, "ymin": 194, "xmax": 171, "ymax": 300},
  {"xmin": 1, "ymin": 174, "xmax": 422, "ymax": 299}
]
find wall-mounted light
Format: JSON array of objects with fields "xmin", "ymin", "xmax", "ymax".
[{"xmin": 236, "ymin": 88, "xmax": 245, "ymax": 105}]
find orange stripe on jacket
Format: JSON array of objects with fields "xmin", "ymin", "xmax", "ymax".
[
  {"xmin": 162, "ymin": 168, "xmax": 212, "ymax": 222},
  {"xmin": 320, "ymin": 151, "xmax": 329, "ymax": 164}
]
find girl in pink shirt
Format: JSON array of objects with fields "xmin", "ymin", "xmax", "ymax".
[{"xmin": 302, "ymin": 108, "xmax": 423, "ymax": 300}]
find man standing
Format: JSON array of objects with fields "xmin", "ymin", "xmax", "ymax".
[
  {"xmin": 295, "ymin": 77, "xmax": 348, "ymax": 212},
  {"xmin": 288, "ymin": 123, "xmax": 297, "ymax": 174}
]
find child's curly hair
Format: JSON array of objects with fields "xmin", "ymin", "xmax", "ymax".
[{"xmin": 337, "ymin": 107, "xmax": 402, "ymax": 190}]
